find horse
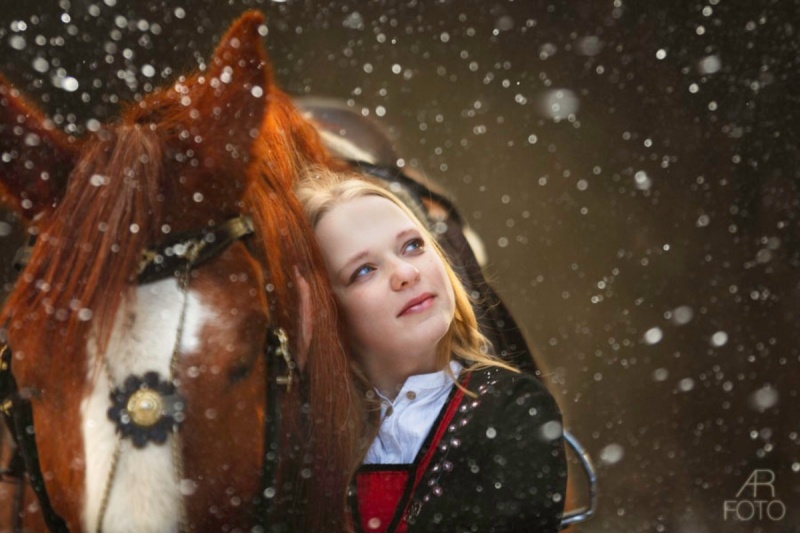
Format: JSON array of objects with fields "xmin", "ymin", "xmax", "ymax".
[
  {"xmin": 0, "ymin": 9, "xmax": 594, "ymax": 532},
  {"xmin": 0, "ymin": 11, "xmax": 363, "ymax": 531}
]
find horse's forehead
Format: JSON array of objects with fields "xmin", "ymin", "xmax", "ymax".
[
  {"xmin": 98, "ymin": 278, "xmax": 192, "ymax": 379},
  {"xmin": 100, "ymin": 253, "xmax": 268, "ymax": 382},
  {"xmin": 132, "ymin": 280, "xmax": 217, "ymax": 353}
]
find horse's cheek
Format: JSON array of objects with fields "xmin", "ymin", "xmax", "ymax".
[
  {"xmin": 177, "ymin": 253, "xmax": 268, "ymax": 529},
  {"xmin": 179, "ymin": 347, "xmax": 266, "ymax": 529},
  {"xmin": 32, "ymin": 388, "xmax": 86, "ymax": 529},
  {"xmin": 4, "ymin": 322, "xmax": 89, "ymax": 528}
]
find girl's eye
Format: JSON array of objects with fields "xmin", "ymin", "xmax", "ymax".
[
  {"xmin": 350, "ymin": 264, "xmax": 375, "ymax": 282},
  {"xmin": 403, "ymin": 238, "xmax": 424, "ymax": 254}
]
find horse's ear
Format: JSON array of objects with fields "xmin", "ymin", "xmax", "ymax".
[
  {"xmin": 0, "ymin": 75, "xmax": 78, "ymax": 223},
  {"xmin": 195, "ymin": 11, "xmax": 272, "ymax": 164}
]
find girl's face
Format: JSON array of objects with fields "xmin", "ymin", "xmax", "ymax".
[{"xmin": 314, "ymin": 195, "xmax": 456, "ymax": 376}]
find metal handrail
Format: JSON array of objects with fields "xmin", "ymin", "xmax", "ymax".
[{"xmin": 559, "ymin": 430, "xmax": 598, "ymax": 528}]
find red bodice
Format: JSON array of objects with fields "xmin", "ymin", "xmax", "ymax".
[{"xmin": 353, "ymin": 375, "xmax": 470, "ymax": 532}]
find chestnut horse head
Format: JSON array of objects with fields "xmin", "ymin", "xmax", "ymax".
[{"xmin": 0, "ymin": 11, "xmax": 361, "ymax": 532}]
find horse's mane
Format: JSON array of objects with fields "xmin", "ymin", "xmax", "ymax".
[
  {"xmin": 243, "ymin": 90, "xmax": 362, "ymax": 529},
  {"xmin": 0, "ymin": 18, "xmax": 363, "ymax": 528},
  {"xmin": 1, "ymin": 123, "xmax": 165, "ymax": 383}
]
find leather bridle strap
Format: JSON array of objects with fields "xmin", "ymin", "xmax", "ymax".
[
  {"xmin": 12, "ymin": 216, "xmax": 257, "ymax": 285},
  {"xmin": 346, "ymin": 160, "xmax": 464, "ymax": 226},
  {"xmin": 259, "ymin": 327, "xmax": 295, "ymax": 526},
  {"xmin": 0, "ymin": 344, "xmax": 68, "ymax": 532},
  {"xmin": 137, "ymin": 216, "xmax": 255, "ymax": 284}
]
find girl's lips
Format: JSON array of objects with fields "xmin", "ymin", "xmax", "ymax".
[{"xmin": 398, "ymin": 293, "xmax": 435, "ymax": 317}]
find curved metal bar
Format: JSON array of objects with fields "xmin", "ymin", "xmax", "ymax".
[{"xmin": 559, "ymin": 430, "xmax": 598, "ymax": 528}]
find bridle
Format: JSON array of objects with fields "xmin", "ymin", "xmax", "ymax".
[
  {"xmin": 0, "ymin": 343, "xmax": 66, "ymax": 532},
  {"xmin": 0, "ymin": 215, "xmax": 296, "ymax": 532}
]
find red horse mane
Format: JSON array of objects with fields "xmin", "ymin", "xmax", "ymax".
[{"xmin": 243, "ymin": 90, "xmax": 360, "ymax": 529}]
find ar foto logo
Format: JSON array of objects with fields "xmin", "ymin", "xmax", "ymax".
[{"xmin": 723, "ymin": 469, "xmax": 786, "ymax": 522}]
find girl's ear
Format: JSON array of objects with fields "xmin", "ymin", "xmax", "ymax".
[{"xmin": 294, "ymin": 267, "xmax": 312, "ymax": 372}]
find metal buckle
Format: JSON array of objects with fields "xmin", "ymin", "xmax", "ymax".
[
  {"xmin": 273, "ymin": 328, "xmax": 295, "ymax": 392},
  {"xmin": 0, "ymin": 344, "xmax": 9, "ymax": 372},
  {"xmin": 0, "ymin": 344, "xmax": 11, "ymax": 416}
]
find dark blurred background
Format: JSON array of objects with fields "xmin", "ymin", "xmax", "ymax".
[{"xmin": 0, "ymin": 0, "xmax": 796, "ymax": 530}]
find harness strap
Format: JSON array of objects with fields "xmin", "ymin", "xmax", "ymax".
[
  {"xmin": 12, "ymin": 216, "xmax": 256, "ymax": 285},
  {"xmin": 0, "ymin": 443, "xmax": 26, "ymax": 532},
  {"xmin": 346, "ymin": 160, "xmax": 464, "ymax": 226},
  {"xmin": 0, "ymin": 345, "xmax": 68, "ymax": 532},
  {"xmin": 259, "ymin": 327, "xmax": 295, "ymax": 526},
  {"xmin": 137, "ymin": 215, "xmax": 255, "ymax": 284}
]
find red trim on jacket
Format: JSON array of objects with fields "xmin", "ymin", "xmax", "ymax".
[{"xmin": 354, "ymin": 373, "xmax": 471, "ymax": 532}]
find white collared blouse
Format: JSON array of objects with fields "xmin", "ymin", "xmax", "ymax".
[{"xmin": 364, "ymin": 360, "xmax": 464, "ymax": 465}]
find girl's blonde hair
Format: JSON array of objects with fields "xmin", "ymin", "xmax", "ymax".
[{"xmin": 295, "ymin": 166, "xmax": 518, "ymax": 383}]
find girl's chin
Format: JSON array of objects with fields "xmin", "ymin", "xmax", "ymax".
[
  {"xmin": 353, "ymin": 318, "xmax": 452, "ymax": 363},
  {"xmin": 397, "ymin": 325, "xmax": 451, "ymax": 357}
]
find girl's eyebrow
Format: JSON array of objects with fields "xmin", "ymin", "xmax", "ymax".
[
  {"xmin": 395, "ymin": 228, "xmax": 417, "ymax": 242},
  {"xmin": 337, "ymin": 227, "xmax": 419, "ymax": 280}
]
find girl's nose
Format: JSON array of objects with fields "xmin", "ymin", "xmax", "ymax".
[{"xmin": 390, "ymin": 260, "xmax": 421, "ymax": 291}]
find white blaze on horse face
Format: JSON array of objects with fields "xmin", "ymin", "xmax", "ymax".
[{"xmin": 81, "ymin": 277, "xmax": 209, "ymax": 531}]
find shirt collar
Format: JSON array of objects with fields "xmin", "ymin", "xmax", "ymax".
[{"xmin": 374, "ymin": 360, "xmax": 464, "ymax": 404}]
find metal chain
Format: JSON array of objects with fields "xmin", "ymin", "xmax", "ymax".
[
  {"xmin": 94, "ymin": 437, "xmax": 121, "ymax": 532},
  {"xmin": 95, "ymin": 266, "xmax": 191, "ymax": 532},
  {"xmin": 95, "ymin": 339, "xmax": 122, "ymax": 533},
  {"xmin": 171, "ymin": 267, "xmax": 191, "ymax": 532}
]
